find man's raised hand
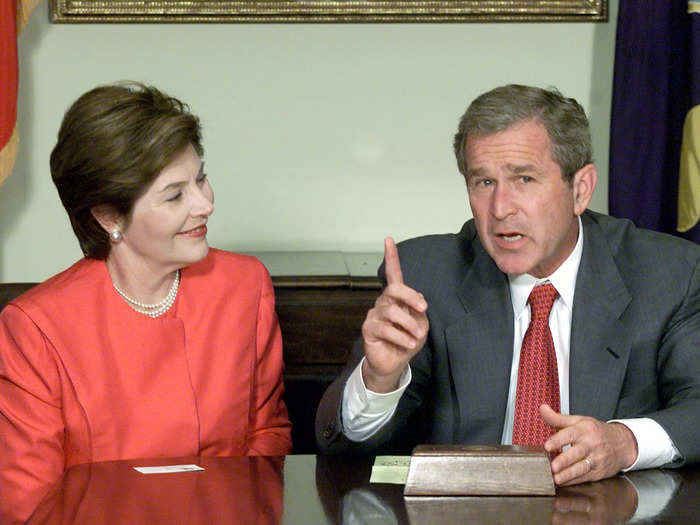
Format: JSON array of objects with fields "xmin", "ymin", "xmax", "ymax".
[{"xmin": 361, "ymin": 238, "xmax": 429, "ymax": 393}]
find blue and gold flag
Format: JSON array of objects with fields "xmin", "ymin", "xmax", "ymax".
[
  {"xmin": 610, "ymin": 1, "xmax": 700, "ymax": 242},
  {"xmin": 678, "ymin": 1, "xmax": 700, "ymax": 232}
]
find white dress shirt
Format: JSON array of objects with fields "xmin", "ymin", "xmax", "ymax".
[{"xmin": 342, "ymin": 217, "xmax": 679, "ymax": 470}]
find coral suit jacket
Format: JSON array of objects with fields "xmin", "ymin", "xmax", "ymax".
[{"xmin": 0, "ymin": 248, "xmax": 292, "ymax": 523}]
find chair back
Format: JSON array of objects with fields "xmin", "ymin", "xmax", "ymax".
[{"xmin": 0, "ymin": 283, "xmax": 37, "ymax": 312}]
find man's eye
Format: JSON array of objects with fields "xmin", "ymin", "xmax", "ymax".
[{"xmin": 520, "ymin": 176, "xmax": 533, "ymax": 183}]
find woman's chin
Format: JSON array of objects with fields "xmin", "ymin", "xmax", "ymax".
[{"xmin": 177, "ymin": 243, "xmax": 210, "ymax": 267}]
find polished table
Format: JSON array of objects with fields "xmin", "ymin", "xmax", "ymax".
[{"xmin": 27, "ymin": 455, "xmax": 699, "ymax": 524}]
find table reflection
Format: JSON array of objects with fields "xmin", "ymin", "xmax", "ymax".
[
  {"xmin": 28, "ymin": 456, "xmax": 284, "ymax": 525},
  {"xmin": 315, "ymin": 456, "xmax": 685, "ymax": 525},
  {"xmin": 27, "ymin": 455, "xmax": 695, "ymax": 524}
]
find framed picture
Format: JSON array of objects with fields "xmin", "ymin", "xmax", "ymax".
[{"xmin": 50, "ymin": 0, "xmax": 608, "ymax": 23}]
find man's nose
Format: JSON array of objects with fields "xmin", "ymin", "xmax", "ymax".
[{"xmin": 490, "ymin": 183, "xmax": 517, "ymax": 219}]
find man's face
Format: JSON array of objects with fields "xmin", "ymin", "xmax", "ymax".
[{"xmin": 465, "ymin": 119, "xmax": 590, "ymax": 278}]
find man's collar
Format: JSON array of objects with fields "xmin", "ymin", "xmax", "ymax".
[{"xmin": 509, "ymin": 216, "xmax": 583, "ymax": 318}]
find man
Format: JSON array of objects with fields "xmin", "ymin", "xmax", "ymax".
[{"xmin": 316, "ymin": 85, "xmax": 700, "ymax": 486}]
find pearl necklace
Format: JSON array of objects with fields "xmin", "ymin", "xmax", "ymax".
[{"xmin": 113, "ymin": 270, "xmax": 180, "ymax": 318}]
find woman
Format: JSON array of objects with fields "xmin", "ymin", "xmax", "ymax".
[{"xmin": 0, "ymin": 83, "xmax": 292, "ymax": 522}]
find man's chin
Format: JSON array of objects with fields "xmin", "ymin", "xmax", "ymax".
[{"xmin": 492, "ymin": 256, "xmax": 534, "ymax": 277}]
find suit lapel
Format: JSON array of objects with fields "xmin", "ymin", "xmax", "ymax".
[
  {"xmin": 447, "ymin": 240, "xmax": 514, "ymax": 443},
  {"xmin": 569, "ymin": 213, "xmax": 633, "ymax": 420}
]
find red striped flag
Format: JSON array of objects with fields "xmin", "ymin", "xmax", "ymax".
[{"xmin": 1, "ymin": 0, "xmax": 39, "ymax": 187}]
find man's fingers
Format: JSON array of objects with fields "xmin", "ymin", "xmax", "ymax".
[
  {"xmin": 364, "ymin": 319, "xmax": 422, "ymax": 352},
  {"xmin": 378, "ymin": 282, "xmax": 428, "ymax": 313},
  {"xmin": 384, "ymin": 237, "xmax": 404, "ymax": 286},
  {"xmin": 365, "ymin": 300, "xmax": 429, "ymax": 346},
  {"xmin": 540, "ymin": 405, "xmax": 584, "ymax": 454},
  {"xmin": 549, "ymin": 438, "xmax": 595, "ymax": 485},
  {"xmin": 379, "ymin": 238, "xmax": 427, "ymax": 312},
  {"xmin": 555, "ymin": 459, "xmax": 595, "ymax": 486},
  {"xmin": 539, "ymin": 404, "xmax": 570, "ymax": 427},
  {"xmin": 380, "ymin": 303, "xmax": 428, "ymax": 340}
]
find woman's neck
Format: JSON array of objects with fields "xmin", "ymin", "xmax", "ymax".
[{"xmin": 105, "ymin": 256, "xmax": 180, "ymax": 306}]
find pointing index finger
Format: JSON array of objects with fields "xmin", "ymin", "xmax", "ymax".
[{"xmin": 384, "ymin": 237, "xmax": 404, "ymax": 286}]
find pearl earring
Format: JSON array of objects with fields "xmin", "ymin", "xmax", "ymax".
[{"xmin": 110, "ymin": 230, "xmax": 122, "ymax": 242}]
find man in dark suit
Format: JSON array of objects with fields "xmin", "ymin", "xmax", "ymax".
[{"xmin": 316, "ymin": 85, "xmax": 700, "ymax": 486}]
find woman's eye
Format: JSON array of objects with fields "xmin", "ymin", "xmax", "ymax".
[{"xmin": 166, "ymin": 192, "xmax": 182, "ymax": 202}]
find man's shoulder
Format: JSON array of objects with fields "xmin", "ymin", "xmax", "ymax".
[
  {"xmin": 397, "ymin": 219, "xmax": 476, "ymax": 254},
  {"xmin": 585, "ymin": 211, "xmax": 700, "ymax": 264},
  {"xmin": 583, "ymin": 211, "xmax": 700, "ymax": 296},
  {"xmin": 390, "ymin": 220, "xmax": 480, "ymax": 284}
]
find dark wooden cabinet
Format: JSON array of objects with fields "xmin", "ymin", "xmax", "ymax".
[
  {"xmin": 261, "ymin": 252, "xmax": 382, "ymax": 453},
  {"xmin": 275, "ymin": 278, "xmax": 379, "ymax": 377}
]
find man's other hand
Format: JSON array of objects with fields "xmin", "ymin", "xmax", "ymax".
[{"xmin": 541, "ymin": 404, "xmax": 639, "ymax": 485}]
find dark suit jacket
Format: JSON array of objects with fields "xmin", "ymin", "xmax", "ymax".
[{"xmin": 315, "ymin": 211, "xmax": 700, "ymax": 466}]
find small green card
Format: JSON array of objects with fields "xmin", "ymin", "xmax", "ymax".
[{"xmin": 370, "ymin": 456, "xmax": 411, "ymax": 484}]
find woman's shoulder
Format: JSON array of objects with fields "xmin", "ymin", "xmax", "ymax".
[
  {"xmin": 9, "ymin": 259, "xmax": 105, "ymax": 313},
  {"xmin": 185, "ymin": 248, "xmax": 270, "ymax": 287},
  {"xmin": 204, "ymin": 248, "xmax": 268, "ymax": 274}
]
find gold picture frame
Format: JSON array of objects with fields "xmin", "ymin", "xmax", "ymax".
[{"xmin": 50, "ymin": 0, "xmax": 608, "ymax": 23}]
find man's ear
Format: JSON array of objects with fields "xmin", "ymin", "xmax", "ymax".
[
  {"xmin": 572, "ymin": 163, "xmax": 598, "ymax": 216},
  {"xmin": 91, "ymin": 205, "xmax": 124, "ymax": 235}
]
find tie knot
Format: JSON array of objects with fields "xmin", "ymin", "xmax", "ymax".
[{"xmin": 528, "ymin": 283, "xmax": 558, "ymax": 321}]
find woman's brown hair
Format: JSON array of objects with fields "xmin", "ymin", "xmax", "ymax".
[{"xmin": 50, "ymin": 82, "xmax": 203, "ymax": 259}]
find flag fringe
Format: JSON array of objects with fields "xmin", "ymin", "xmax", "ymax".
[
  {"xmin": 677, "ymin": 106, "xmax": 700, "ymax": 232},
  {"xmin": 0, "ymin": 0, "xmax": 40, "ymax": 186},
  {"xmin": 17, "ymin": 0, "xmax": 40, "ymax": 33},
  {"xmin": 0, "ymin": 126, "xmax": 19, "ymax": 187}
]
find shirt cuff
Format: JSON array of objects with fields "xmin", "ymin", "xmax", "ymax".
[
  {"xmin": 609, "ymin": 417, "xmax": 681, "ymax": 471},
  {"xmin": 341, "ymin": 357, "xmax": 411, "ymax": 442}
]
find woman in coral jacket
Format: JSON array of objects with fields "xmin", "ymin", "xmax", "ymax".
[{"xmin": 0, "ymin": 83, "xmax": 292, "ymax": 523}]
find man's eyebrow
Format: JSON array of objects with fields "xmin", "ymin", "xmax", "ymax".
[
  {"xmin": 466, "ymin": 167, "xmax": 485, "ymax": 178},
  {"xmin": 157, "ymin": 163, "xmax": 204, "ymax": 193},
  {"xmin": 506, "ymin": 163, "xmax": 538, "ymax": 174}
]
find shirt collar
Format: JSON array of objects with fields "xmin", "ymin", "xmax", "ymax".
[{"xmin": 508, "ymin": 216, "xmax": 583, "ymax": 320}]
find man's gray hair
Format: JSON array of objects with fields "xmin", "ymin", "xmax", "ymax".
[{"xmin": 453, "ymin": 84, "xmax": 593, "ymax": 182}]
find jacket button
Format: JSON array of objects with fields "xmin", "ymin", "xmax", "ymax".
[{"xmin": 323, "ymin": 423, "xmax": 335, "ymax": 438}]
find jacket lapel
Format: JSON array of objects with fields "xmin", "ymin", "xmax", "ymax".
[
  {"xmin": 569, "ymin": 213, "xmax": 633, "ymax": 420},
  {"xmin": 447, "ymin": 239, "xmax": 514, "ymax": 443}
]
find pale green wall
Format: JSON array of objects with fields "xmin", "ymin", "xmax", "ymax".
[{"xmin": 0, "ymin": 1, "xmax": 619, "ymax": 281}]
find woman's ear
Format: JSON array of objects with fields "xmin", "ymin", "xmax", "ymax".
[{"xmin": 91, "ymin": 206, "xmax": 124, "ymax": 237}]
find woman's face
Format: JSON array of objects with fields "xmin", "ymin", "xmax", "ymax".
[{"xmin": 115, "ymin": 144, "xmax": 214, "ymax": 274}]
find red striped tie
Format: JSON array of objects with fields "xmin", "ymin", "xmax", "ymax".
[{"xmin": 512, "ymin": 283, "xmax": 560, "ymax": 446}]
